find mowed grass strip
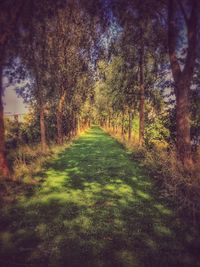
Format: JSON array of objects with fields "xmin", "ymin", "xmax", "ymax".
[{"xmin": 0, "ymin": 126, "xmax": 199, "ymax": 267}]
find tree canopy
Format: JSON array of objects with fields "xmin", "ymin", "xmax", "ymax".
[{"xmin": 0, "ymin": 0, "xmax": 200, "ymax": 176}]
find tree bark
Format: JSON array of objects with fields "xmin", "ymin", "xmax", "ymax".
[
  {"xmin": 0, "ymin": 61, "xmax": 9, "ymax": 178},
  {"xmin": 14, "ymin": 114, "xmax": 20, "ymax": 146},
  {"xmin": 56, "ymin": 110, "xmax": 63, "ymax": 144},
  {"xmin": 108, "ymin": 111, "xmax": 111, "ymax": 129},
  {"xmin": 168, "ymin": 0, "xmax": 197, "ymax": 168},
  {"xmin": 39, "ymin": 104, "xmax": 47, "ymax": 152},
  {"xmin": 56, "ymin": 91, "xmax": 66, "ymax": 144},
  {"xmin": 77, "ymin": 116, "xmax": 80, "ymax": 134},
  {"xmin": 0, "ymin": 1, "xmax": 25, "ymax": 178},
  {"xmin": 139, "ymin": 42, "xmax": 145, "ymax": 146},
  {"xmin": 176, "ymin": 80, "xmax": 191, "ymax": 166},
  {"xmin": 72, "ymin": 113, "xmax": 77, "ymax": 136},
  {"xmin": 128, "ymin": 110, "xmax": 132, "ymax": 141},
  {"xmin": 121, "ymin": 111, "xmax": 125, "ymax": 140}
]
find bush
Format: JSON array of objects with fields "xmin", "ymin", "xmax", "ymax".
[{"xmin": 9, "ymin": 145, "xmax": 51, "ymax": 182}]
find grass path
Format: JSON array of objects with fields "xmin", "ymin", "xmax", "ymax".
[{"xmin": 0, "ymin": 126, "xmax": 199, "ymax": 267}]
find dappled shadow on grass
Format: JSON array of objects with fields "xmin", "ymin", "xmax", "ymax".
[{"xmin": 0, "ymin": 127, "xmax": 200, "ymax": 267}]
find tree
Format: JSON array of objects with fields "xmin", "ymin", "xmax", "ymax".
[
  {"xmin": 0, "ymin": 0, "xmax": 26, "ymax": 177},
  {"xmin": 111, "ymin": 0, "xmax": 166, "ymax": 146},
  {"xmin": 28, "ymin": 11, "xmax": 49, "ymax": 151},
  {"xmin": 168, "ymin": 0, "xmax": 198, "ymax": 168}
]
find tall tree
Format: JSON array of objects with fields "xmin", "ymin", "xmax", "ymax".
[
  {"xmin": 139, "ymin": 40, "xmax": 145, "ymax": 145},
  {"xmin": 17, "ymin": 1, "xmax": 53, "ymax": 151},
  {"xmin": 29, "ymin": 12, "xmax": 49, "ymax": 151},
  {"xmin": 112, "ymin": 0, "xmax": 166, "ymax": 146},
  {"xmin": 168, "ymin": 0, "xmax": 198, "ymax": 167},
  {"xmin": 0, "ymin": 0, "xmax": 25, "ymax": 177}
]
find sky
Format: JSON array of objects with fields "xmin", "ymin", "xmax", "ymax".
[{"xmin": 3, "ymin": 85, "xmax": 28, "ymax": 115}]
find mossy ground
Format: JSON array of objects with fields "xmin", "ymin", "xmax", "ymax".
[{"xmin": 0, "ymin": 126, "xmax": 199, "ymax": 267}]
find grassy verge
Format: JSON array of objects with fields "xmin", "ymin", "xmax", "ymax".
[
  {"xmin": 0, "ymin": 130, "xmax": 87, "ymax": 206},
  {"xmin": 0, "ymin": 126, "xmax": 200, "ymax": 267},
  {"xmin": 104, "ymin": 127, "xmax": 200, "ymax": 227}
]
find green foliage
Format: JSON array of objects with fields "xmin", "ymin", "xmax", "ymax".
[
  {"xmin": 5, "ymin": 116, "xmax": 39, "ymax": 148},
  {"xmin": 1, "ymin": 2, "xmax": 200, "ymax": 264},
  {"xmin": 145, "ymin": 103, "xmax": 170, "ymax": 147}
]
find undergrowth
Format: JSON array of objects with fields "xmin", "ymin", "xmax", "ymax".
[
  {"xmin": 0, "ymin": 131, "xmax": 86, "ymax": 205},
  {"xmin": 104, "ymin": 127, "xmax": 200, "ymax": 227}
]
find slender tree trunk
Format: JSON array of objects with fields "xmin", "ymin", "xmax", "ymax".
[
  {"xmin": 56, "ymin": 91, "xmax": 66, "ymax": 144},
  {"xmin": 108, "ymin": 112, "xmax": 111, "ymax": 129},
  {"xmin": 77, "ymin": 116, "xmax": 80, "ymax": 134},
  {"xmin": 56, "ymin": 103, "xmax": 63, "ymax": 144},
  {"xmin": 139, "ymin": 43, "xmax": 145, "ymax": 146},
  {"xmin": 121, "ymin": 111, "xmax": 125, "ymax": 140},
  {"xmin": 168, "ymin": 0, "xmax": 197, "ymax": 168},
  {"xmin": 128, "ymin": 110, "xmax": 132, "ymax": 141},
  {"xmin": 14, "ymin": 114, "xmax": 20, "ymax": 146},
  {"xmin": 56, "ymin": 110, "xmax": 63, "ymax": 144},
  {"xmin": 80, "ymin": 118, "xmax": 83, "ymax": 132},
  {"xmin": 39, "ymin": 104, "xmax": 47, "ymax": 152},
  {"xmin": 73, "ymin": 114, "xmax": 77, "ymax": 136},
  {"xmin": 176, "ymin": 80, "xmax": 192, "ymax": 166},
  {"xmin": 0, "ymin": 62, "xmax": 9, "ymax": 178},
  {"xmin": 0, "ymin": 1, "xmax": 25, "ymax": 178}
]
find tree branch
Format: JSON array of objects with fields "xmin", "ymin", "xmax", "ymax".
[
  {"xmin": 0, "ymin": 0, "xmax": 25, "ymax": 47},
  {"xmin": 177, "ymin": 0, "xmax": 189, "ymax": 27},
  {"xmin": 182, "ymin": 0, "xmax": 198, "ymax": 79},
  {"xmin": 168, "ymin": 0, "xmax": 182, "ymax": 94}
]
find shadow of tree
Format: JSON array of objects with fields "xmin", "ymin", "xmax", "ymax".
[{"xmin": 0, "ymin": 127, "xmax": 199, "ymax": 267}]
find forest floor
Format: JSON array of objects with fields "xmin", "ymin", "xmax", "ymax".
[{"xmin": 0, "ymin": 126, "xmax": 200, "ymax": 267}]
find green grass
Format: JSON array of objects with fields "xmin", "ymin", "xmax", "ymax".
[{"xmin": 0, "ymin": 126, "xmax": 199, "ymax": 267}]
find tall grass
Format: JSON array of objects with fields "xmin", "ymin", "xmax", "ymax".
[
  {"xmin": 104, "ymin": 126, "xmax": 200, "ymax": 226},
  {"xmin": 1, "ymin": 128, "xmax": 89, "ymax": 205}
]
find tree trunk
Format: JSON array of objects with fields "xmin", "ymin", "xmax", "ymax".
[
  {"xmin": 39, "ymin": 104, "xmax": 47, "ymax": 152},
  {"xmin": 56, "ymin": 91, "xmax": 66, "ymax": 144},
  {"xmin": 168, "ymin": 0, "xmax": 197, "ymax": 168},
  {"xmin": 139, "ymin": 43, "xmax": 145, "ymax": 146},
  {"xmin": 128, "ymin": 110, "xmax": 132, "ymax": 141},
  {"xmin": 0, "ymin": 1, "xmax": 25, "ymax": 178},
  {"xmin": 108, "ymin": 113, "xmax": 111, "ymax": 129},
  {"xmin": 0, "ymin": 62, "xmax": 9, "ymax": 178},
  {"xmin": 56, "ymin": 110, "xmax": 63, "ymax": 144},
  {"xmin": 73, "ymin": 114, "xmax": 77, "ymax": 136},
  {"xmin": 121, "ymin": 111, "xmax": 125, "ymax": 140},
  {"xmin": 14, "ymin": 114, "xmax": 20, "ymax": 146},
  {"xmin": 176, "ymin": 80, "xmax": 192, "ymax": 167},
  {"xmin": 77, "ymin": 116, "xmax": 80, "ymax": 134}
]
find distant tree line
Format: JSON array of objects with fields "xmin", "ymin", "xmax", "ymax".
[{"xmin": 0, "ymin": 0, "xmax": 200, "ymax": 178}]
